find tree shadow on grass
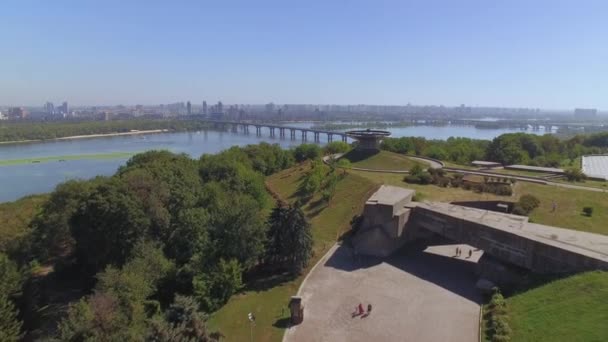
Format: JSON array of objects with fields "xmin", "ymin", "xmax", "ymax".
[{"xmin": 242, "ymin": 272, "xmax": 296, "ymax": 293}]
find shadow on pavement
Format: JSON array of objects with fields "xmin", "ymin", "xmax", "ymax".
[{"xmin": 324, "ymin": 241, "xmax": 482, "ymax": 304}]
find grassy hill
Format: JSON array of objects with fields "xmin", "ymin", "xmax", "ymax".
[
  {"xmin": 506, "ymin": 271, "xmax": 608, "ymax": 341},
  {"xmin": 208, "ymin": 162, "xmax": 378, "ymax": 341},
  {"xmin": 342, "ymin": 149, "xmax": 425, "ymax": 171}
]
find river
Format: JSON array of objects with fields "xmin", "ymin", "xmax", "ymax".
[{"xmin": 0, "ymin": 123, "xmax": 551, "ymax": 202}]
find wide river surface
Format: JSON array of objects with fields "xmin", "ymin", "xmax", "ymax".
[{"xmin": 0, "ymin": 123, "xmax": 551, "ymax": 202}]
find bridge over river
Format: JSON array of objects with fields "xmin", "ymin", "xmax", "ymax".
[{"xmin": 199, "ymin": 119, "xmax": 348, "ymax": 142}]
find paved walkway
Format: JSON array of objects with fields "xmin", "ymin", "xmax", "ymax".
[{"xmin": 284, "ymin": 243, "xmax": 481, "ymax": 342}]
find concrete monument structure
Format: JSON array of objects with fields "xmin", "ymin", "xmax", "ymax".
[
  {"xmin": 345, "ymin": 129, "xmax": 391, "ymax": 150},
  {"xmin": 353, "ymin": 185, "xmax": 608, "ymax": 274}
]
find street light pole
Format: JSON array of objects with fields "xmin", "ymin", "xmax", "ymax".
[{"xmin": 248, "ymin": 312, "xmax": 255, "ymax": 342}]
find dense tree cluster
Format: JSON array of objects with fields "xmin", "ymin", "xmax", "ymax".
[
  {"xmin": 0, "ymin": 142, "xmax": 322, "ymax": 340},
  {"xmin": 0, "ymin": 119, "xmax": 211, "ymax": 142},
  {"xmin": 382, "ymin": 131, "xmax": 608, "ymax": 167}
]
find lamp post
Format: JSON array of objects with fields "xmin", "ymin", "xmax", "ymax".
[{"xmin": 248, "ymin": 312, "xmax": 256, "ymax": 342}]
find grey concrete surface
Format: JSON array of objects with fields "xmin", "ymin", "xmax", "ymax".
[{"xmin": 284, "ymin": 243, "xmax": 481, "ymax": 342}]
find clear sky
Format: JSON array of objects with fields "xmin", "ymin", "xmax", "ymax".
[{"xmin": 1, "ymin": 0, "xmax": 607, "ymax": 109}]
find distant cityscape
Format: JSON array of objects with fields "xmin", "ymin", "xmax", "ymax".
[{"xmin": 0, "ymin": 100, "xmax": 604, "ymax": 123}]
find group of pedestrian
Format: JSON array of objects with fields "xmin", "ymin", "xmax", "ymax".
[
  {"xmin": 353, "ymin": 303, "xmax": 372, "ymax": 318},
  {"xmin": 455, "ymin": 247, "xmax": 473, "ymax": 258}
]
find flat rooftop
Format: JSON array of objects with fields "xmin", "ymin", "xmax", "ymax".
[
  {"xmin": 582, "ymin": 155, "xmax": 608, "ymax": 180},
  {"xmin": 415, "ymin": 202, "xmax": 608, "ymax": 263},
  {"xmin": 366, "ymin": 185, "xmax": 414, "ymax": 206},
  {"xmin": 505, "ymin": 165, "xmax": 565, "ymax": 173}
]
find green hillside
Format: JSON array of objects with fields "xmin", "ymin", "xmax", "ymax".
[
  {"xmin": 507, "ymin": 271, "xmax": 608, "ymax": 342},
  {"xmin": 342, "ymin": 149, "xmax": 425, "ymax": 171}
]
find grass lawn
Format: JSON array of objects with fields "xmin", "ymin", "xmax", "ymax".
[
  {"xmin": 351, "ymin": 170, "xmax": 608, "ymax": 235},
  {"xmin": 342, "ymin": 150, "xmax": 425, "ymax": 171},
  {"xmin": 208, "ymin": 164, "xmax": 378, "ymax": 341},
  {"xmin": 506, "ymin": 271, "xmax": 608, "ymax": 342},
  {"xmin": 553, "ymin": 178, "xmax": 608, "ymax": 190},
  {"xmin": 0, "ymin": 194, "xmax": 48, "ymax": 253},
  {"xmin": 0, "ymin": 152, "xmax": 137, "ymax": 166}
]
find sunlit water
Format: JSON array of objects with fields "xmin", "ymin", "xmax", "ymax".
[{"xmin": 0, "ymin": 123, "xmax": 551, "ymax": 202}]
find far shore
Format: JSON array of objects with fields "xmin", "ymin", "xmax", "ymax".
[{"xmin": 0, "ymin": 129, "xmax": 171, "ymax": 145}]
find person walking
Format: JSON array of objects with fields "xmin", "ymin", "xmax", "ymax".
[
  {"xmin": 358, "ymin": 303, "xmax": 364, "ymax": 315},
  {"xmin": 367, "ymin": 304, "xmax": 372, "ymax": 315},
  {"xmin": 468, "ymin": 249, "xmax": 472, "ymax": 258}
]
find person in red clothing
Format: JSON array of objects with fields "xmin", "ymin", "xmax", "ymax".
[{"xmin": 358, "ymin": 303, "xmax": 364, "ymax": 315}]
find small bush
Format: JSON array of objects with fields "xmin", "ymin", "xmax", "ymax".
[
  {"xmin": 418, "ymin": 172, "xmax": 432, "ymax": 184},
  {"xmin": 404, "ymin": 175, "xmax": 420, "ymax": 184},
  {"xmin": 495, "ymin": 185, "xmax": 513, "ymax": 196},
  {"xmin": 512, "ymin": 205, "xmax": 526, "ymax": 216},
  {"xmin": 515, "ymin": 194, "xmax": 540, "ymax": 215},
  {"xmin": 564, "ymin": 168, "xmax": 586, "ymax": 182},
  {"xmin": 583, "ymin": 206, "xmax": 594, "ymax": 217}
]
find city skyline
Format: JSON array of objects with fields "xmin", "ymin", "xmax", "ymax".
[{"xmin": 2, "ymin": 1, "xmax": 608, "ymax": 109}]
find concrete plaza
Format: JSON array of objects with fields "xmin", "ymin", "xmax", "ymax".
[{"xmin": 284, "ymin": 242, "xmax": 482, "ymax": 342}]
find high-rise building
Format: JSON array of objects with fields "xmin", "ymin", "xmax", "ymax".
[
  {"xmin": 202, "ymin": 101, "xmax": 208, "ymax": 115},
  {"xmin": 59, "ymin": 102, "xmax": 69, "ymax": 116},
  {"xmin": 44, "ymin": 102, "xmax": 55, "ymax": 115},
  {"xmin": 187, "ymin": 101, "xmax": 192, "ymax": 115},
  {"xmin": 217, "ymin": 101, "xmax": 223, "ymax": 113}
]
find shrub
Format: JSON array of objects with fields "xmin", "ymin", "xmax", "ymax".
[
  {"xmin": 564, "ymin": 168, "xmax": 586, "ymax": 182},
  {"xmin": 494, "ymin": 185, "xmax": 513, "ymax": 196},
  {"xmin": 514, "ymin": 194, "xmax": 540, "ymax": 215},
  {"xmin": 583, "ymin": 206, "xmax": 594, "ymax": 217},
  {"xmin": 409, "ymin": 164, "xmax": 424, "ymax": 177},
  {"xmin": 418, "ymin": 172, "xmax": 432, "ymax": 184},
  {"xmin": 404, "ymin": 175, "xmax": 420, "ymax": 184}
]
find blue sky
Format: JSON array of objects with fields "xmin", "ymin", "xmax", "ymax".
[{"xmin": 1, "ymin": 0, "xmax": 607, "ymax": 109}]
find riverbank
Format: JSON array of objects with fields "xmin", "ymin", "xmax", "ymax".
[{"xmin": 0, "ymin": 129, "xmax": 170, "ymax": 145}]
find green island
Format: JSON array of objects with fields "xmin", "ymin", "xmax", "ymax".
[
  {"xmin": 0, "ymin": 152, "xmax": 137, "ymax": 166},
  {"xmin": 1, "ymin": 135, "xmax": 608, "ymax": 341}
]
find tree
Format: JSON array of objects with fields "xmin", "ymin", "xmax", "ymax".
[
  {"xmin": 70, "ymin": 178, "xmax": 151, "ymax": 273},
  {"xmin": 0, "ymin": 295, "xmax": 22, "ymax": 341},
  {"xmin": 147, "ymin": 295, "xmax": 218, "ymax": 342},
  {"xmin": 324, "ymin": 141, "xmax": 350, "ymax": 155},
  {"xmin": 202, "ymin": 188, "xmax": 267, "ymax": 269},
  {"xmin": 58, "ymin": 242, "xmax": 174, "ymax": 341},
  {"xmin": 193, "ymin": 259, "xmax": 243, "ymax": 311},
  {"xmin": 293, "ymin": 144, "xmax": 322, "ymax": 162},
  {"xmin": 0, "ymin": 254, "xmax": 22, "ymax": 341},
  {"xmin": 30, "ymin": 179, "xmax": 96, "ymax": 262},
  {"xmin": 166, "ymin": 208, "xmax": 211, "ymax": 266},
  {"xmin": 265, "ymin": 204, "xmax": 313, "ymax": 274},
  {"xmin": 564, "ymin": 168, "xmax": 586, "ymax": 182}
]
